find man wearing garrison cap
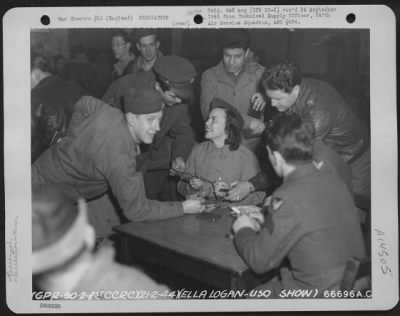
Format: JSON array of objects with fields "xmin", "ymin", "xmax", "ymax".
[
  {"xmin": 103, "ymin": 55, "xmax": 197, "ymax": 201},
  {"xmin": 132, "ymin": 28, "xmax": 163, "ymax": 73},
  {"xmin": 200, "ymin": 29, "xmax": 266, "ymax": 153},
  {"xmin": 32, "ymin": 91, "xmax": 204, "ymax": 226},
  {"xmin": 32, "ymin": 186, "xmax": 170, "ymax": 294}
]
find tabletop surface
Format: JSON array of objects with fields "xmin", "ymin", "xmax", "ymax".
[{"xmin": 114, "ymin": 207, "xmax": 250, "ymax": 274}]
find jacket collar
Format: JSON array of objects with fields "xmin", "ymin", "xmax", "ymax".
[
  {"xmin": 214, "ymin": 61, "xmax": 257, "ymax": 89},
  {"xmin": 284, "ymin": 162, "xmax": 317, "ymax": 183}
]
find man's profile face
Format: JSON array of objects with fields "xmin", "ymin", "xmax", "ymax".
[
  {"xmin": 267, "ymin": 146, "xmax": 283, "ymax": 177},
  {"xmin": 266, "ymin": 88, "xmax": 298, "ymax": 112},
  {"xmin": 222, "ymin": 48, "xmax": 247, "ymax": 75},
  {"xmin": 137, "ymin": 35, "xmax": 159, "ymax": 62}
]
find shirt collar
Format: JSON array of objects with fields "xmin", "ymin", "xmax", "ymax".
[{"xmin": 285, "ymin": 162, "xmax": 317, "ymax": 183}]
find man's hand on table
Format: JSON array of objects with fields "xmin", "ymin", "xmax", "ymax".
[
  {"xmin": 232, "ymin": 213, "xmax": 264, "ymax": 234},
  {"xmin": 182, "ymin": 199, "xmax": 206, "ymax": 214}
]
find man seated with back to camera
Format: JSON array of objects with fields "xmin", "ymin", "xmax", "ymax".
[
  {"xmin": 177, "ymin": 98, "xmax": 264, "ymax": 205},
  {"xmin": 225, "ymin": 113, "xmax": 353, "ymax": 202},
  {"xmin": 232, "ymin": 113, "xmax": 366, "ymax": 298}
]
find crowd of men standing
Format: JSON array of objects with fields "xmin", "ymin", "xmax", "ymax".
[{"xmin": 31, "ymin": 28, "xmax": 369, "ymax": 297}]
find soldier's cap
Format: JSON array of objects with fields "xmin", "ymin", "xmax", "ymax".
[
  {"xmin": 134, "ymin": 28, "xmax": 158, "ymax": 42},
  {"xmin": 221, "ymin": 29, "xmax": 250, "ymax": 50},
  {"xmin": 153, "ymin": 56, "xmax": 197, "ymax": 101},
  {"xmin": 210, "ymin": 98, "xmax": 244, "ymax": 130},
  {"xmin": 153, "ymin": 55, "xmax": 197, "ymax": 85},
  {"xmin": 32, "ymin": 186, "xmax": 93, "ymax": 274},
  {"xmin": 123, "ymin": 87, "xmax": 163, "ymax": 114}
]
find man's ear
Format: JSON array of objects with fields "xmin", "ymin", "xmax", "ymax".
[
  {"xmin": 244, "ymin": 48, "xmax": 250, "ymax": 59},
  {"xmin": 125, "ymin": 112, "xmax": 136, "ymax": 126},
  {"xmin": 156, "ymin": 41, "xmax": 160, "ymax": 49},
  {"xmin": 292, "ymin": 85, "xmax": 300, "ymax": 97},
  {"xmin": 136, "ymin": 43, "xmax": 140, "ymax": 51}
]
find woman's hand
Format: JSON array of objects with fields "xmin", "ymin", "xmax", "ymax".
[
  {"xmin": 190, "ymin": 177, "xmax": 203, "ymax": 190},
  {"xmin": 213, "ymin": 179, "xmax": 230, "ymax": 197}
]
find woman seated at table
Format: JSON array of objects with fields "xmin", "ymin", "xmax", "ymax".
[{"xmin": 177, "ymin": 98, "xmax": 264, "ymax": 205}]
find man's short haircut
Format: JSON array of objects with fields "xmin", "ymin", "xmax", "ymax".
[
  {"xmin": 31, "ymin": 53, "xmax": 51, "ymax": 73},
  {"xmin": 262, "ymin": 62, "xmax": 302, "ymax": 93},
  {"xmin": 134, "ymin": 28, "xmax": 158, "ymax": 43},
  {"xmin": 265, "ymin": 112, "xmax": 315, "ymax": 162},
  {"xmin": 221, "ymin": 29, "xmax": 250, "ymax": 51},
  {"xmin": 210, "ymin": 98, "xmax": 244, "ymax": 151}
]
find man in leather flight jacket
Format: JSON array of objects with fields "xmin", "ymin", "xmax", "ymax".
[{"xmin": 262, "ymin": 62, "xmax": 370, "ymax": 198}]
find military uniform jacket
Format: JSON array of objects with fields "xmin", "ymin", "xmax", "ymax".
[
  {"xmin": 102, "ymin": 72, "xmax": 195, "ymax": 171},
  {"xmin": 250, "ymin": 140, "xmax": 353, "ymax": 193},
  {"xmin": 235, "ymin": 163, "xmax": 365, "ymax": 292},
  {"xmin": 32, "ymin": 96, "xmax": 183, "ymax": 221},
  {"xmin": 200, "ymin": 61, "xmax": 265, "ymax": 131},
  {"xmin": 290, "ymin": 78, "xmax": 369, "ymax": 163}
]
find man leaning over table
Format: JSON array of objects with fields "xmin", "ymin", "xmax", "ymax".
[
  {"xmin": 260, "ymin": 62, "xmax": 370, "ymax": 198},
  {"xmin": 103, "ymin": 55, "xmax": 197, "ymax": 201},
  {"xmin": 232, "ymin": 113, "xmax": 365, "ymax": 298},
  {"xmin": 32, "ymin": 88, "xmax": 205, "ymax": 223}
]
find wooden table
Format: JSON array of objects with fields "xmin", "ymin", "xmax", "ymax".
[{"xmin": 113, "ymin": 207, "xmax": 278, "ymax": 291}]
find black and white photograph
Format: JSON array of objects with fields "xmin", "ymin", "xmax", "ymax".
[{"xmin": 3, "ymin": 5, "xmax": 398, "ymax": 313}]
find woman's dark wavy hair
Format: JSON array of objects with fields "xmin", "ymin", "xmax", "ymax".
[
  {"xmin": 210, "ymin": 98, "xmax": 244, "ymax": 151},
  {"xmin": 262, "ymin": 62, "xmax": 302, "ymax": 93},
  {"xmin": 264, "ymin": 112, "xmax": 315, "ymax": 162}
]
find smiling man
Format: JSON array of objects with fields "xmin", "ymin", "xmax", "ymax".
[
  {"xmin": 103, "ymin": 55, "xmax": 197, "ymax": 201},
  {"xmin": 32, "ymin": 89, "xmax": 204, "ymax": 223},
  {"xmin": 200, "ymin": 29, "xmax": 266, "ymax": 152}
]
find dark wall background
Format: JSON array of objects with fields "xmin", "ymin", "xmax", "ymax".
[{"xmin": 31, "ymin": 28, "xmax": 370, "ymax": 128}]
